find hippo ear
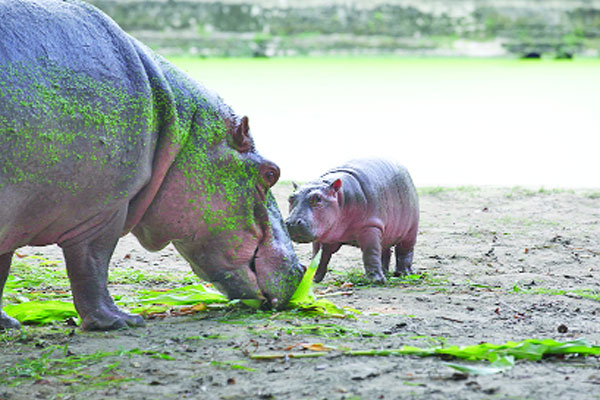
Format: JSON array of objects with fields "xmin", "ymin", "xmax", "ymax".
[
  {"xmin": 231, "ymin": 116, "xmax": 252, "ymax": 152},
  {"xmin": 329, "ymin": 179, "xmax": 342, "ymax": 193},
  {"xmin": 292, "ymin": 181, "xmax": 299, "ymax": 191}
]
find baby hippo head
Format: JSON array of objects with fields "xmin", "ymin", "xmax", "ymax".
[{"xmin": 286, "ymin": 179, "xmax": 342, "ymax": 243}]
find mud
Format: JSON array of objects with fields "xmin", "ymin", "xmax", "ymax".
[{"xmin": 1, "ymin": 184, "xmax": 599, "ymax": 400}]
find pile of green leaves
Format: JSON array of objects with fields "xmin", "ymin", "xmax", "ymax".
[
  {"xmin": 4, "ymin": 258, "xmax": 78, "ymax": 325},
  {"xmin": 123, "ymin": 284, "xmax": 229, "ymax": 315},
  {"xmin": 3, "ymin": 301, "xmax": 78, "ymax": 326},
  {"xmin": 286, "ymin": 250, "xmax": 357, "ymax": 318},
  {"xmin": 4, "ymin": 251, "xmax": 354, "ymax": 326}
]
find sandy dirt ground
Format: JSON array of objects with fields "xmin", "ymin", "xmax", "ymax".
[{"xmin": 1, "ymin": 183, "xmax": 599, "ymax": 400}]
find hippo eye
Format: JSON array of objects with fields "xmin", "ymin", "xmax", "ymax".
[
  {"xmin": 266, "ymin": 171, "xmax": 275, "ymax": 183},
  {"xmin": 260, "ymin": 162, "xmax": 280, "ymax": 188},
  {"xmin": 309, "ymin": 194, "xmax": 323, "ymax": 207}
]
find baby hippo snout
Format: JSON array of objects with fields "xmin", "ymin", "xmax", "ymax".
[{"xmin": 285, "ymin": 218, "xmax": 315, "ymax": 243}]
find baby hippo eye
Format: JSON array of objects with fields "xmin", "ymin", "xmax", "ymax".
[{"xmin": 309, "ymin": 194, "xmax": 323, "ymax": 206}]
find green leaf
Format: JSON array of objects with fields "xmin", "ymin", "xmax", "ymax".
[
  {"xmin": 240, "ymin": 299, "xmax": 262, "ymax": 309},
  {"xmin": 4, "ymin": 300, "xmax": 78, "ymax": 325},
  {"xmin": 284, "ymin": 250, "xmax": 358, "ymax": 318},
  {"xmin": 293, "ymin": 298, "xmax": 352, "ymax": 318},
  {"xmin": 289, "ymin": 249, "xmax": 321, "ymax": 305},
  {"xmin": 446, "ymin": 355, "xmax": 515, "ymax": 376},
  {"xmin": 134, "ymin": 284, "xmax": 228, "ymax": 306}
]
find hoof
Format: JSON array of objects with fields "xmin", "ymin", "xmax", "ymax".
[
  {"xmin": 395, "ymin": 251, "xmax": 414, "ymax": 276},
  {"xmin": 81, "ymin": 311, "xmax": 145, "ymax": 331},
  {"xmin": 0, "ymin": 311, "xmax": 21, "ymax": 330},
  {"xmin": 394, "ymin": 265, "xmax": 414, "ymax": 277},
  {"xmin": 125, "ymin": 313, "xmax": 145, "ymax": 327},
  {"xmin": 366, "ymin": 272, "xmax": 386, "ymax": 284},
  {"xmin": 313, "ymin": 269, "xmax": 327, "ymax": 283}
]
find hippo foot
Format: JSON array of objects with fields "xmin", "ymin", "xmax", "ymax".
[
  {"xmin": 394, "ymin": 251, "xmax": 414, "ymax": 277},
  {"xmin": 81, "ymin": 309, "xmax": 145, "ymax": 331},
  {"xmin": 313, "ymin": 269, "xmax": 326, "ymax": 283},
  {"xmin": 366, "ymin": 271, "xmax": 386, "ymax": 284},
  {"xmin": 0, "ymin": 311, "xmax": 21, "ymax": 330},
  {"xmin": 393, "ymin": 265, "xmax": 413, "ymax": 277}
]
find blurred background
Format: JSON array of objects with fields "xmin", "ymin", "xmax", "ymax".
[{"xmin": 89, "ymin": 0, "xmax": 599, "ymax": 187}]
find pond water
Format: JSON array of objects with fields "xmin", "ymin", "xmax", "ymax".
[{"xmin": 171, "ymin": 57, "xmax": 600, "ymax": 188}]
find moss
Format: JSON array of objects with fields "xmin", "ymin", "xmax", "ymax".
[
  {"xmin": 1, "ymin": 54, "xmax": 271, "ymax": 248},
  {"xmin": 0, "ymin": 60, "xmax": 154, "ymax": 195},
  {"xmin": 152, "ymin": 59, "xmax": 266, "ymax": 237}
]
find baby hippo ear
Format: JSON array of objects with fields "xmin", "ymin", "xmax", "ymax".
[
  {"xmin": 329, "ymin": 179, "xmax": 342, "ymax": 193},
  {"xmin": 231, "ymin": 116, "xmax": 252, "ymax": 152},
  {"xmin": 292, "ymin": 181, "xmax": 299, "ymax": 191}
]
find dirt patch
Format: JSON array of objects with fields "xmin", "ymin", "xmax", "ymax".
[{"xmin": 1, "ymin": 184, "xmax": 600, "ymax": 399}]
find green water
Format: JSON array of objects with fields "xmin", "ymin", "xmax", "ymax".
[{"xmin": 169, "ymin": 57, "xmax": 600, "ymax": 187}]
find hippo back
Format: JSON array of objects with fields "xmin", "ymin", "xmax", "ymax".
[
  {"xmin": 322, "ymin": 158, "xmax": 419, "ymax": 247},
  {"xmin": 0, "ymin": 0, "xmax": 161, "ymax": 249}
]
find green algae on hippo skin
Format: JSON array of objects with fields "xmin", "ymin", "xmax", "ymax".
[{"xmin": 0, "ymin": 60, "xmax": 154, "ymax": 194}]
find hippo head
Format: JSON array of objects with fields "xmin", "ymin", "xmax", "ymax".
[
  {"xmin": 133, "ymin": 114, "xmax": 303, "ymax": 310},
  {"xmin": 286, "ymin": 179, "xmax": 343, "ymax": 243}
]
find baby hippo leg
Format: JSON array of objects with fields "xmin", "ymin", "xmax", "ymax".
[
  {"xmin": 381, "ymin": 248, "xmax": 392, "ymax": 275},
  {"xmin": 394, "ymin": 244, "xmax": 414, "ymax": 276},
  {"xmin": 313, "ymin": 243, "xmax": 341, "ymax": 283},
  {"xmin": 358, "ymin": 228, "xmax": 386, "ymax": 284}
]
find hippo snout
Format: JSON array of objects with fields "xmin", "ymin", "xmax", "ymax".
[{"xmin": 285, "ymin": 218, "xmax": 315, "ymax": 243}]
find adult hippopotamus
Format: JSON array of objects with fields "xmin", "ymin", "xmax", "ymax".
[
  {"xmin": 0, "ymin": 0, "xmax": 303, "ymax": 331},
  {"xmin": 286, "ymin": 159, "xmax": 419, "ymax": 283}
]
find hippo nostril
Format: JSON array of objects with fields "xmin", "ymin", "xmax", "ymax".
[{"xmin": 286, "ymin": 219, "xmax": 302, "ymax": 228}]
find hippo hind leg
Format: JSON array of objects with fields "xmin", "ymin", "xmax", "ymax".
[
  {"xmin": 381, "ymin": 248, "xmax": 391, "ymax": 276},
  {"xmin": 0, "ymin": 252, "xmax": 21, "ymax": 330},
  {"xmin": 394, "ymin": 245, "xmax": 414, "ymax": 277},
  {"xmin": 62, "ymin": 208, "xmax": 144, "ymax": 331}
]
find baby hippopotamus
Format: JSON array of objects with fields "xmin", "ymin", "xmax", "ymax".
[{"xmin": 286, "ymin": 159, "xmax": 419, "ymax": 283}]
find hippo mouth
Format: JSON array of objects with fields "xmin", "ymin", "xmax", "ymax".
[
  {"xmin": 248, "ymin": 246, "xmax": 283, "ymax": 310},
  {"xmin": 285, "ymin": 218, "xmax": 317, "ymax": 244},
  {"xmin": 248, "ymin": 247, "xmax": 270, "ymax": 306},
  {"xmin": 287, "ymin": 229, "xmax": 317, "ymax": 244}
]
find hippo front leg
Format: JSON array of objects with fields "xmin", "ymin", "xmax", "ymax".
[
  {"xmin": 62, "ymin": 209, "xmax": 144, "ymax": 331},
  {"xmin": 358, "ymin": 227, "xmax": 386, "ymax": 284},
  {"xmin": 0, "ymin": 252, "xmax": 21, "ymax": 330},
  {"xmin": 313, "ymin": 243, "xmax": 341, "ymax": 283}
]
